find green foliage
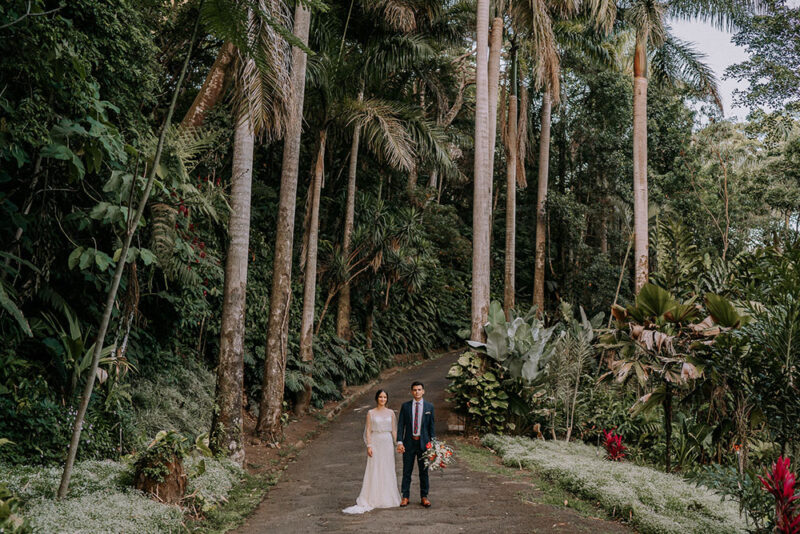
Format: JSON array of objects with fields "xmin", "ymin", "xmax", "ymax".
[
  {"xmin": 0, "ymin": 440, "xmax": 30, "ymax": 533},
  {"xmin": 132, "ymin": 430, "xmax": 193, "ymax": 484},
  {"xmin": 535, "ymin": 302, "xmax": 603, "ymax": 440},
  {"xmin": 467, "ymin": 301, "xmax": 557, "ymax": 383},
  {"xmin": 128, "ymin": 355, "xmax": 215, "ymax": 449},
  {"xmin": 447, "ymin": 351, "xmax": 514, "ymax": 433},
  {"xmin": 691, "ymin": 464, "xmax": 773, "ymax": 532}
]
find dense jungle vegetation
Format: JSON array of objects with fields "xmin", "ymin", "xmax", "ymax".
[{"xmin": 2, "ymin": 0, "xmax": 800, "ymax": 531}]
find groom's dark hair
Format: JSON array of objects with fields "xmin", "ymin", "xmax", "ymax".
[{"xmin": 411, "ymin": 381, "xmax": 424, "ymax": 389}]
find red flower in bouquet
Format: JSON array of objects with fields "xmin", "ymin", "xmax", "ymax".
[{"xmin": 423, "ymin": 439, "xmax": 455, "ymax": 471}]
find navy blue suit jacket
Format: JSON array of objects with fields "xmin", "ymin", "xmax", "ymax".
[{"xmin": 397, "ymin": 399, "xmax": 435, "ymax": 450}]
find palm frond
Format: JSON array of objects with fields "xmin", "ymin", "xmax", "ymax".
[
  {"xmin": 651, "ymin": 33, "xmax": 722, "ymax": 110},
  {"xmin": 344, "ymin": 97, "xmax": 415, "ymax": 171},
  {"xmin": 627, "ymin": 0, "xmax": 666, "ymax": 48},
  {"xmin": 513, "ymin": 0, "xmax": 561, "ymax": 97},
  {"xmin": 234, "ymin": 0, "xmax": 293, "ymax": 140},
  {"xmin": 666, "ymin": 0, "xmax": 768, "ymax": 32}
]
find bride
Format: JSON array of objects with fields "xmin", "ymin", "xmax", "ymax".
[{"xmin": 343, "ymin": 390, "xmax": 401, "ymax": 514}]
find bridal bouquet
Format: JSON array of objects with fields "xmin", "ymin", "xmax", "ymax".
[{"xmin": 424, "ymin": 439, "xmax": 455, "ymax": 471}]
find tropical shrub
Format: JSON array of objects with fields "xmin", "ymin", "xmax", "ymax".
[
  {"xmin": 535, "ymin": 302, "xmax": 602, "ymax": 441},
  {"xmin": 759, "ymin": 456, "xmax": 800, "ymax": 534},
  {"xmin": 603, "ymin": 430, "xmax": 626, "ymax": 461},
  {"xmin": 446, "ymin": 351, "xmax": 514, "ymax": 433},
  {"xmin": 600, "ymin": 283, "xmax": 746, "ymax": 471},
  {"xmin": 693, "ymin": 464, "xmax": 772, "ymax": 532},
  {"xmin": 467, "ymin": 301, "xmax": 557, "ymax": 383}
]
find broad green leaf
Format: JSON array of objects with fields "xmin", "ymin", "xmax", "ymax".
[
  {"xmin": 95, "ymin": 252, "xmax": 113, "ymax": 271},
  {"xmin": 78, "ymin": 250, "xmax": 93, "ymax": 270},
  {"xmin": 705, "ymin": 293, "xmax": 744, "ymax": 328},
  {"xmin": 68, "ymin": 247, "xmax": 84, "ymax": 270},
  {"xmin": 488, "ymin": 300, "xmax": 505, "ymax": 326},
  {"xmin": 636, "ymin": 283, "xmax": 675, "ymax": 318},
  {"xmin": 485, "ymin": 328, "xmax": 509, "ymax": 362},
  {"xmin": 137, "ymin": 248, "xmax": 157, "ymax": 266}
]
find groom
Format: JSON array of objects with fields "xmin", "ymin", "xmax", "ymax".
[{"xmin": 396, "ymin": 381, "xmax": 435, "ymax": 508}]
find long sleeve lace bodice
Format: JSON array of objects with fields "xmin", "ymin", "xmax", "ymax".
[{"xmin": 364, "ymin": 409, "xmax": 396, "ymax": 446}]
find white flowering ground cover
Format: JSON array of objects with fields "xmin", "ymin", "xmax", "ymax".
[
  {"xmin": 482, "ymin": 434, "xmax": 747, "ymax": 534},
  {"xmin": 0, "ymin": 457, "xmax": 243, "ymax": 533}
]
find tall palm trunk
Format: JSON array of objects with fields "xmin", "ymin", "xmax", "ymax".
[
  {"xmin": 181, "ymin": 41, "xmax": 236, "ymax": 128},
  {"xmin": 471, "ymin": 0, "xmax": 492, "ymax": 341},
  {"xmin": 503, "ymin": 93, "xmax": 518, "ymax": 319},
  {"xmin": 210, "ymin": 105, "xmax": 255, "ymax": 465},
  {"xmin": 335, "ymin": 89, "xmax": 364, "ymax": 341},
  {"xmin": 633, "ymin": 37, "xmax": 649, "ymax": 293},
  {"xmin": 296, "ymin": 128, "xmax": 327, "ymax": 415},
  {"xmin": 487, "ymin": 17, "xmax": 503, "ymax": 180},
  {"xmin": 257, "ymin": 5, "xmax": 311, "ymax": 441},
  {"xmin": 533, "ymin": 90, "xmax": 552, "ymax": 314}
]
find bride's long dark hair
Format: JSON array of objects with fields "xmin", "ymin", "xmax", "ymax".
[{"xmin": 375, "ymin": 389, "xmax": 388, "ymax": 403}]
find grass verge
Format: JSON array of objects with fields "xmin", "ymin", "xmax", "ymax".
[
  {"xmin": 455, "ymin": 438, "xmax": 614, "ymax": 520},
  {"xmin": 188, "ymin": 471, "xmax": 280, "ymax": 533},
  {"xmin": 482, "ymin": 434, "xmax": 747, "ymax": 534}
]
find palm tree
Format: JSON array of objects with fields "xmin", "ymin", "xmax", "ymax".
[
  {"xmin": 512, "ymin": 0, "xmax": 613, "ymax": 315},
  {"xmin": 209, "ymin": 0, "xmax": 292, "ymax": 458},
  {"xmin": 335, "ymin": 1, "xmax": 463, "ymax": 341},
  {"xmin": 623, "ymin": 0, "xmax": 762, "ymax": 292},
  {"xmin": 472, "ymin": 0, "xmax": 492, "ymax": 341},
  {"xmin": 212, "ymin": 93, "xmax": 255, "ymax": 465},
  {"xmin": 256, "ymin": 3, "xmax": 312, "ymax": 443}
]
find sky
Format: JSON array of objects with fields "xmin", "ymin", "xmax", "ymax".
[{"xmin": 669, "ymin": 1, "xmax": 798, "ymax": 121}]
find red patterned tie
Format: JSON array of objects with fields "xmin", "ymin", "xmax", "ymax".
[{"xmin": 413, "ymin": 402, "xmax": 420, "ymax": 434}]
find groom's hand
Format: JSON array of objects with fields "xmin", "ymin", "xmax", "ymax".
[{"xmin": 397, "ymin": 443, "xmax": 405, "ymax": 454}]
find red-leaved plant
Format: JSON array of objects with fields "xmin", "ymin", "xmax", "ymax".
[
  {"xmin": 603, "ymin": 429, "xmax": 626, "ymax": 461},
  {"xmin": 759, "ymin": 456, "xmax": 800, "ymax": 534}
]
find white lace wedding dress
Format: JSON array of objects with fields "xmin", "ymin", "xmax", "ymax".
[{"xmin": 342, "ymin": 408, "xmax": 402, "ymax": 514}]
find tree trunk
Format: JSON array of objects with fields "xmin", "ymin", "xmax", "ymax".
[
  {"xmin": 503, "ymin": 94, "xmax": 518, "ymax": 319},
  {"xmin": 295, "ymin": 129, "xmax": 327, "ymax": 415},
  {"xmin": 471, "ymin": 0, "xmax": 492, "ymax": 341},
  {"xmin": 335, "ymin": 90, "xmax": 363, "ymax": 342},
  {"xmin": 57, "ymin": 10, "xmax": 202, "ymax": 500},
  {"xmin": 407, "ymin": 161, "xmax": 418, "ymax": 192},
  {"xmin": 600, "ymin": 209, "xmax": 608, "ymax": 254},
  {"xmin": 210, "ymin": 105, "xmax": 254, "ymax": 465},
  {"xmin": 427, "ymin": 169, "xmax": 438, "ymax": 189},
  {"xmin": 181, "ymin": 41, "xmax": 236, "ymax": 129},
  {"xmin": 633, "ymin": 36, "xmax": 649, "ymax": 293},
  {"xmin": 487, "ymin": 17, "xmax": 503, "ymax": 183},
  {"xmin": 533, "ymin": 90, "xmax": 551, "ymax": 315},
  {"xmin": 257, "ymin": 5, "xmax": 311, "ymax": 442}
]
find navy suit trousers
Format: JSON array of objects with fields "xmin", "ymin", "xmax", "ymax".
[{"xmin": 401, "ymin": 438, "xmax": 429, "ymax": 498}]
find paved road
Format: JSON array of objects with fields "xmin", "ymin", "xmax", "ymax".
[{"xmin": 235, "ymin": 353, "xmax": 629, "ymax": 534}]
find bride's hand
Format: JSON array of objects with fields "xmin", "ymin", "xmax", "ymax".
[{"xmin": 367, "ymin": 446, "xmax": 373, "ymax": 457}]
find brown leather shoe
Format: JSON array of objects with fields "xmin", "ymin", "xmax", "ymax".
[
  {"xmin": 400, "ymin": 498, "xmax": 409, "ymax": 507},
  {"xmin": 421, "ymin": 497, "xmax": 431, "ymax": 508}
]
